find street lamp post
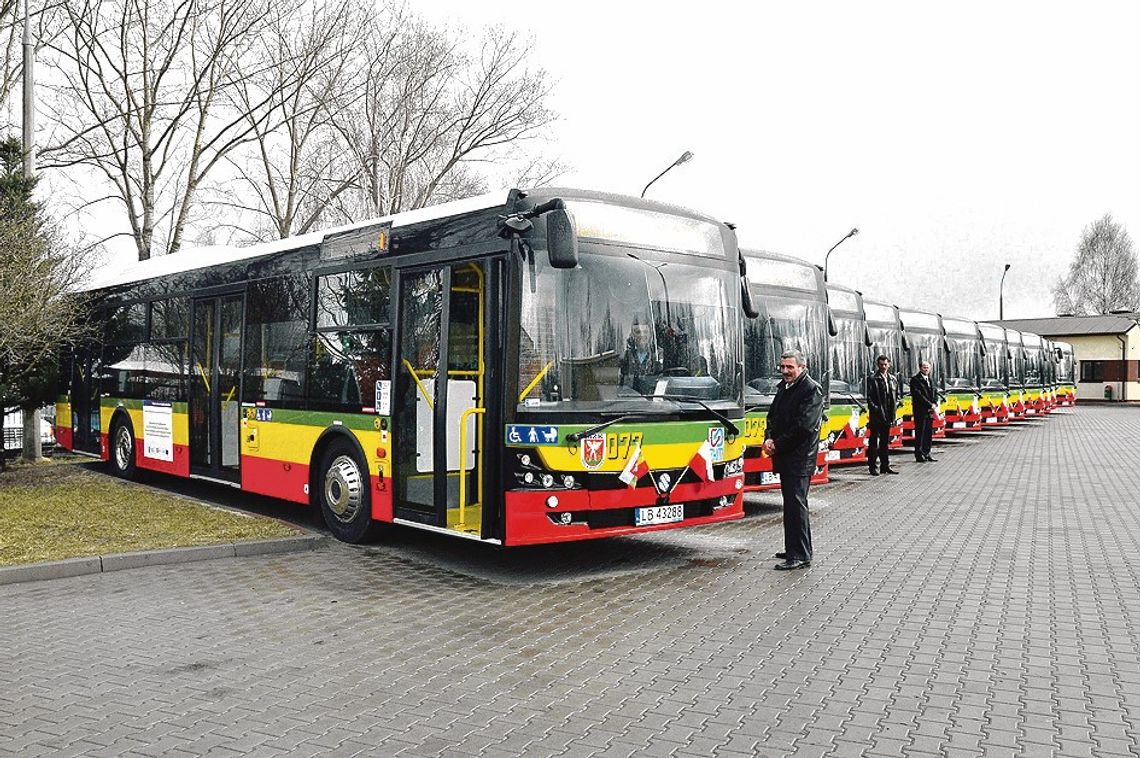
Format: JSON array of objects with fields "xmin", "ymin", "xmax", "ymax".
[
  {"xmin": 641, "ymin": 151, "xmax": 693, "ymax": 198},
  {"xmin": 823, "ymin": 228, "xmax": 859, "ymax": 282},
  {"xmin": 999, "ymin": 263, "xmax": 1011, "ymax": 320}
]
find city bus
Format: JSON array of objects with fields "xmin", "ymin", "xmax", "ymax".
[
  {"xmin": 741, "ymin": 250, "xmax": 830, "ymax": 491},
  {"xmin": 861, "ymin": 297, "xmax": 906, "ymax": 449},
  {"xmin": 977, "ymin": 322, "xmax": 1012, "ymax": 425},
  {"xmin": 1005, "ymin": 329, "xmax": 1029, "ymax": 419},
  {"xmin": 1055, "ymin": 340, "xmax": 1077, "ymax": 406},
  {"xmin": 1021, "ymin": 332, "xmax": 1048, "ymax": 415},
  {"xmin": 57, "ymin": 188, "xmax": 753, "ymax": 546},
  {"xmin": 824, "ymin": 283, "xmax": 869, "ymax": 465},
  {"xmin": 897, "ymin": 307, "xmax": 948, "ymax": 441},
  {"xmin": 940, "ymin": 317, "xmax": 984, "ymax": 432}
]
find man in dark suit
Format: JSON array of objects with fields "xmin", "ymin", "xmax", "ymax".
[
  {"xmin": 910, "ymin": 360, "xmax": 938, "ymax": 462},
  {"xmin": 865, "ymin": 354, "xmax": 900, "ymax": 476},
  {"xmin": 619, "ymin": 318, "xmax": 662, "ymax": 389},
  {"xmin": 763, "ymin": 349, "xmax": 825, "ymax": 571}
]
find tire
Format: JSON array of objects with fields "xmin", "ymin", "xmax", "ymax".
[
  {"xmin": 109, "ymin": 416, "xmax": 137, "ymax": 479},
  {"xmin": 315, "ymin": 439, "xmax": 377, "ymax": 543}
]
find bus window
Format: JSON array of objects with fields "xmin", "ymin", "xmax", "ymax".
[
  {"xmin": 243, "ymin": 276, "xmax": 309, "ymax": 406},
  {"xmin": 310, "ymin": 330, "xmax": 392, "ymax": 410}
]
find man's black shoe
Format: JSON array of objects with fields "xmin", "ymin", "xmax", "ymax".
[
  {"xmin": 869, "ymin": 468, "xmax": 880, "ymax": 476},
  {"xmin": 774, "ymin": 558, "xmax": 811, "ymax": 571},
  {"xmin": 884, "ymin": 467, "xmax": 900, "ymax": 474},
  {"xmin": 915, "ymin": 457, "xmax": 926, "ymax": 462},
  {"xmin": 925, "ymin": 456, "xmax": 937, "ymax": 462}
]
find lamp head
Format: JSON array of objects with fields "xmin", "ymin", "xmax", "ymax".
[
  {"xmin": 675, "ymin": 150, "xmax": 694, "ymax": 166},
  {"xmin": 1004, "ymin": 263, "xmax": 1011, "ymax": 272}
]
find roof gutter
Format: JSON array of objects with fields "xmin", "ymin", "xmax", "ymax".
[{"xmin": 1117, "ymin": 334, "xmax": 1128, "ymax": 402}]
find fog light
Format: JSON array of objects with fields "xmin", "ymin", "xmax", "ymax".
[
  {"xmin": 560, "ymin": 512, "xmax": 572, "ymax": 524},
  {"xmin": 541, "ymin": 473, "xmax": 554, "ymax": 488},
  {"xmin": 546, "ymin": 495, "xmax": 559, "ymax": 508},
  {"xmin": 562, "ymin": 474, "xmax": 575, "ymax": 488},
  {"xmin": 719, "ymin": 495, "xmax": 729, "ymax": 507}
]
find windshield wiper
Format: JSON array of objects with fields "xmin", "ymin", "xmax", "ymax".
[
  {"xmin": 652, "ymin": 394, "xmax": 740, "ymax": 436},
  {"xmin": 565, "ymin": 414, "xmax": 661, "ymax": 443},
  {"xmin": 834, "ymin": 390, "xmax": 866, "ymax": 411}
]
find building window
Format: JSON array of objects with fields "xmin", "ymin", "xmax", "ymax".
[{"xmin": 1080, "ymin": 360, "xmax": 1105, "ymax": 382}]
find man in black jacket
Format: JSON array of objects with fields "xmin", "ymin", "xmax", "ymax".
[
  {"xmin": 865, "ymin": 354, "xmax": 900, "ymax": 476},
  {"xmin": 909, "ymin": 360, "xmax": 938, "ymax": 462},
  {"xmin": 763, "ymin": 349, "xmax": 825, "ymax": 571}
]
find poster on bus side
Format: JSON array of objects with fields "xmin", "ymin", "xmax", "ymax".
[{"xmin": 142, "ymin": 400, "xmax": 174, "ymax": 462}]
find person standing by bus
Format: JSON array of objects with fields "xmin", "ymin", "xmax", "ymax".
[
  {"xmin": 763, "ymin": 349, "xmax": 824, "ymax": 571},
  {"xmin": 866, "ymin": 354, "xmax": 900, "ymax": 476},
  {"xmin": 910, "ymin": 360, "xmax": 938, "ymax": 462}
]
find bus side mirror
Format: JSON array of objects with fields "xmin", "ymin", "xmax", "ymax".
[
  {"xmin": 738, "ymin": 253, "xmax": 759, "ymax": 318},
  {"xmin": 546, "ymin": 208, "xmax": 578, "ymax": 269},
  {"xmin": 827, "ymin": 308, "xmax": 839, "ymax": 338}
]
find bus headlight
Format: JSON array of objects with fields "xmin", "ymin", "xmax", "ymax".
[
  {"xmin": 562, "ymin": 474, "xmax": 576, "ymax": 488},
  {"xmin": 541, "ymin": 473, "xmax": 554, "ymax": 488}
]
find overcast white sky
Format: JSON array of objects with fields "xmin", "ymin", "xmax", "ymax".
[{"xmin": 420, "ymin": 0, "xmax": 1140, "ymax": 320}]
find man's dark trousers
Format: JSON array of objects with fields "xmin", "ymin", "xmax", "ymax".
[
  {"xmin": 914, "ymin": 413, "xmax": 933, "ymax": 460},
  {"xmin": 868, "ymin": 421, "xmax": 890, "ymax": 471},
  {"xmin": 780, "ymin": 470, "xmax": 812, "ymax": 561}
]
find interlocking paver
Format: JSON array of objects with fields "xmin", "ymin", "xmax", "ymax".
[{"xmin": 3, "ymin": 407, "xmax": 1140, "ymax": 756}]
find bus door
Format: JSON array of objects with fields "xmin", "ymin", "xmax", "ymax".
[
  {"xmin": 189, "ymin": 293, "xmax": 243, "ymax": 482},
  {"xmin": 393, "ymin": 260, "xmax": 498, "ymax": 538},
  {"xmin": 70, "ymin": 348, "xmax": 102, "ymax": 454}
]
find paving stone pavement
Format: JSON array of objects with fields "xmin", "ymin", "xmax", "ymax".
[{"xmin": 2, "ymin": 406, "xmax": 1140, "ymax": 757}]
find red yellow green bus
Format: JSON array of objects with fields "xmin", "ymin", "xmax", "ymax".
[
  {"xmin": 824, "ymin": 283, "xmax": 869, "ymax": 465},
  {"xmin": 741, "ymin": 250, "xmax": 830, "ymax": 491},
  {"xmin": 57, "ymin": 189, "xmax": 752, "ymax": 546},
  {"xmin": 897, "ymin": 307, "xmax": 948, "ymax": 441},
  {"xmin": 977, "ymin": 323, "xmax": 1012, "ymax": 426},
  {"xmin": 861, "ymin": 298, "xmax": 906, "ymax": 450},
  {"xmin": 940, "ymin": 317, "xmax": 985, "ymax": 433},
  {"xmin": 1054, "ymin": 340, "xmax": 1077, "ymax": 406}
]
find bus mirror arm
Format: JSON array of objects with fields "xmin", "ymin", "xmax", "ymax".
[{"xmin": 738, "ymin": 252, "xmax": 759, "ymax": 318}]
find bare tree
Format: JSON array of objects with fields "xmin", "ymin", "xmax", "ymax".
[
  {"xmin": 203, "ymin": 0, "xmax": 373, "ymax": 242},
  {"xmin": 1052, "ymin": 213, "xmax": 1140, "ymax": 315},
  {"xmin": 0, "ymin": 136, "xmax": 89, "ymax": 464},
  {"xmin": 39, "ymin": 0, "xmax": 307, "ymax": 260},
  {"xmin": 329, "ymin": 20, "xmax": 557, "ymax": 220}
]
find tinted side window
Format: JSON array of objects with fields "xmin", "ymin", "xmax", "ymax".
[{"xmin": 243, "ymin": 276, "xmax": 310, "ymax": 407}]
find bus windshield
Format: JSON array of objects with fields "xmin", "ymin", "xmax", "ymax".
[
  {"xmin": 830, "ymin": 314, "xmax": 869, "ymax": 401},
  {"xmin": 1058, "ymin": 346, "xmax": 1075, "ymax": 383},
  {"xmin": 945, "ymin": 335, "xmax": 980, "ymax": 390},
  {"xmin": 904, "ymin": 330, "xmax": 945, "ymax": 390},
  {"xmin": 517, "ymin": 245, "xmax": 742, "ymax": 412},
  {"xmin": 743, "ymin": 294, "xmax": 828, "ymax": 407}
]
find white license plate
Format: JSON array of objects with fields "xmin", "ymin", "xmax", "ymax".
[
  {"xmin": 985, "ymin": 417, "xmax": 997, "ymax": 423},
  {"xmin": 635, "ymin": 504, "xmax": 684, "ymax": 526},
  {"xmin": 760, "ymin": 471, "xmax": 782, "ymax": 485},
  {"xmin": 1026, "ymin": 409, "xmax": 1036, "ymax": 415},
  {"xmin": 952, "ymin": 422, "xmax": 966, "ymax": 429},
  {"xmin": 825, "ymin": 449, "xmax": 841, "ymax": 461}
]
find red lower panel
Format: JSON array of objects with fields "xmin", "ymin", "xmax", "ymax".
[
  {"xmin": 55, "ymin": 426, "xmax": 73, "ymax": 451},
  {"xmin": 100, "ymin": 433, "xmax": 109, "ymax": 461},
  {"xmin": 744, "ymin": 451, "xmax": 828, "ymax": 491},
  {"xmin": 242, "ymin": 455, "xmax": 310, "ymax": 505},
  {"xmin": 239, "ymin": 455, "xmax": 393, "ymax": 521},
  {"xmin": 503, "ymin": 478, "xmax": 744, "ymax": 546},
  {"xmin": 135, "ymin": 441, "xmax": 190, "ymax": 477}
]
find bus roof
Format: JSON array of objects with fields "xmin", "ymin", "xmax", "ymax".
[
  {"xmin": 81, "ymin": 187, "xmax": 735, "ymax": 294},
  {"xmin": 862, "ymin": 299, "xmax": 900, "ymax": 325},
  {"xmin": 898, "ymin": 308, "xmax": 942, "ymax": 333},
  {"xmin": 80, "ymin": 190, "xmax": 511, "ymax": 293},
  {"xmin": 742, "ymin": 249, "xmax": 824, "ymax": 296},
  {"xmin": 942, "ymin": 317, "xmax": 978, "ymax": 336},
  {"xmin": 825, "ymin": 283, "xmax": 862, "ymax": 315},
  {"xmin": 978, "ymin": 322, "xmax": 1007, "ymax": 341}
]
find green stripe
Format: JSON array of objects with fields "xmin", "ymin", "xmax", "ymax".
[
  {"xmin": 522, "ymin": 418, "xmax": 744, "ymax": 445},
  {"xmin": 260, "ymin": 408, "xmax": 381, "ymax": 431},
  {"xmin": 100, "ymin": 397, "xmax": 188, "ymax": 412}
]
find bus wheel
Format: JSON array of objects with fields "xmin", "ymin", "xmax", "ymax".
[
  {"xmin": 317, "ymin": 440, "xmax": 376, "ymax": 543},
  {"xmin": 109, "ymin": 417, "xmax": 136, "ymax": 479}
]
